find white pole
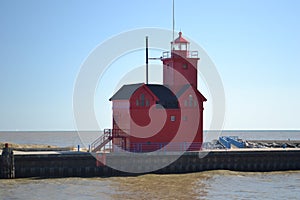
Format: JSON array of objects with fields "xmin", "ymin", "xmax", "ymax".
[{"xmin": 172, "ymin": 0, "xmax": 175, "ymax": 50}]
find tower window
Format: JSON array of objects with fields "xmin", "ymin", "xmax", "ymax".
[
  {"xmin": 189, "ymin": 95, "xmax": 193, "ymax": 107},
  {"xmin": 171, "ymin": 116, "xmax": 176, "ymax": 121},
  {"xmin": 183, "ymin": 63, "xmax": 188, "ymax": 69}
]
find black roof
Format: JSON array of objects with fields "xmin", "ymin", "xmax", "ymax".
[
  {"xmin": 109, "ymin": 83, "xmax": 143, "ymax": 101},
  {"xmin": 147, "ymin": 84, "xmax": 178, "ymax": 109},
  {"xmin": 109, "ymin": 83, "xmax": 179, "ymax": 109}
]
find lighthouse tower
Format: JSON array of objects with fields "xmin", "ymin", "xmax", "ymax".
[
  {"xmin": 161, "ymin": 32, "xmax": 199, "ymax": 93},
  {"xmin": 91, "ymin": 31, "xmax": 207, "ymax": 153}
]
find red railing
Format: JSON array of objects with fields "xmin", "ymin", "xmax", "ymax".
[
  {"xmin": 91, "ymin": 129, "xmax": 129, "ymax": 152},
  {"xmin": 114, "ymin": 142, "xmax": 202, "ymax": 153},
  {"xmin": 91, "ymin": 129, "xmax": 112, "ymax": 152},
  {"xmin": 91, "ymin": 129, "xmax": 202, "ymax": 153}
]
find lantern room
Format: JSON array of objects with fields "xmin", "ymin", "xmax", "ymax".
[{"xmin": 172, "ymin": 31, "xmax": 189, "ymax": 51}]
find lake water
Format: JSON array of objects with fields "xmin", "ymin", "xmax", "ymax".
[
  {"xmin": 0, "ymin": 130, "xmax": 299, "ymax": 148},
  {"xmin": 0, "ymin": 171, "xmax": 299, "ymax": 200},
  {"xmin": 0, "ymin": 130, "xmax": 299, "ymax": 199}
]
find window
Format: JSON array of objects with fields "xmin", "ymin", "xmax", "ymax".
[
  {"xmin": 140, "ymin": 94, "xmax": 145, "ymax": 106},
  {"xmin": 171, "ymin": 116, "xmax": 176, "ymax": 121},
  {"xmin": 183, "ymin": 116, "xmax": 188, "ymax": 121},
  {"xmin": 189, "ymin": 95, "xmax": 193, "ymax": 107},
  {"xmin": 136, "ymin": 99, "xmax": 139, "ymax": 106},
  {"xmin": 194, "ymin": 101, "xmax": 198, "ymax": 107},
  {"xmin": 156, "ymin": 103, "xmax": 163, "ymax": 109},
  {"xmin": 184, "ymin": 100, "xmax": 188, "ymax": 107},
  {"xmin": 183, "ymin": 63, "xmax": 188, "ymax": 69},
  {"xmin": 146, "ymin": 99, "xmax": 149, "ymax": 107},
  {"xmin": 173, "ymin": 43, "xmax": 180, "ymax": 50}
]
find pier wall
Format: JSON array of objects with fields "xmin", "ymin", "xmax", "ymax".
[{"xmin": 1, "ymin": 150, "xmax": 300, "ymax": 178}]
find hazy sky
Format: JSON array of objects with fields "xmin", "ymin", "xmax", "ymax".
[{"xmin": 1, "ymin": 0, "xmax": 299, "ymax": 131}]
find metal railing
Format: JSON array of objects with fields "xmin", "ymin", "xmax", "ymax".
[
  {"xmin": 91, "ymin": 129, "xmax": 130, "ymax": 152},
  {"xmin": 111, "ymin": 128, "xmax": 129, "ymax": 138},
  {"xmin": 162, "ymin": 51, "xmax": 198, "ymax": 59},
  {"xmin": 91, "ymin": 129, "xmax": 112, "ymax": 152},
  {"xmin": 91, "ymin": 129, "xmax": 203, "ymax": 153},
  {"xmin": 113, "ymin": 142, "xmax": 202, "ymax": 153}
]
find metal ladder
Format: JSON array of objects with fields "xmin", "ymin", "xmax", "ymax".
[{"xmin": 91, "ymin": 129, "xmax": 112, "ymax": 152}]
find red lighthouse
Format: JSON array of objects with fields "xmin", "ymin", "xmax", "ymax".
[
  {"xmin": 92, "ymin": 32, "xmax": 206, "ymax": 152},
  {"xmin": 162, "ymin": 31, "xmax": 199, "ymax": 93}
]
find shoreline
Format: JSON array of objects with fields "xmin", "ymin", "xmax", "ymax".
[{"xmin": 0, "ymin": 142, "xmax": 74, "ymax": 152}]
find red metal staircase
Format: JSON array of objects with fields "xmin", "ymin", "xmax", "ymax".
[
  {"xmin": 91, "ymin": 129, "xmax": 112, "ymax": 152},
  {"xmin": 91, "ymin": 129, "xmax": 129, "ymax": 152}
]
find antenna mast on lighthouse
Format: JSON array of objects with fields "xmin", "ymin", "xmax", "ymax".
[
  {"xmin": 145, "ymin": 36, "xmax": 149, "ymax": 84},
  {"xmin": 145, "ymin": 0, "xmax": 175, "ymax": 84},
  {"xmin": 172, "ymin": 0, "xmax": 175, "ymax": 50}
]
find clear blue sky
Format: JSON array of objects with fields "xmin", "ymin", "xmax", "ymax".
[{"xmin": 0, "ymin": 0, "xmax": 299, "ymax": 131}]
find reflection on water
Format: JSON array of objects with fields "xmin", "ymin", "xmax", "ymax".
[{"xmin": 1, "ymin": 171, "xmax": 299, "ymax": 200}]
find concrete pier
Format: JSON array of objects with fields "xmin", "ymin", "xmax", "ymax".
[{"xmin": 1, "ymin": 148, "xmax": 300, "ymax": 178}]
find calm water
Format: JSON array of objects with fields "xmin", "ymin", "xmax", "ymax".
[
  {"xmin": 0, "ymin": 171, "xmax": 299, "ymax": 200},
  {"xmin": 0, "ymin": 130, "xmax": 299, "ymax": 148},
  {"xmin": 0, "ymin": 130, "xmax": 299, "ymax": 199}
]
